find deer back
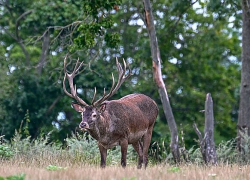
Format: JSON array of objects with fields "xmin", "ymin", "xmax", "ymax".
[{"xmin": 101, "ymin": 94, "xmax": 158, "ymax": 141}]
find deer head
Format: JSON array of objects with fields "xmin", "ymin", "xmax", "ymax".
[{"xmin": 63, "ymin": 55, "xmax": 132, "ymax": 131}]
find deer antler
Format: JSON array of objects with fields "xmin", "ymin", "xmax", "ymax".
[
  {"xmin": 63, "ymin": 55, "xmax": 132, "ymax": 107},
  {"xmin": 92, "ymin": 57, "xmax": 132, "ymax": 106},
  {"xmin": 63, "ymin": 55, "xmax": 88, "ymax": 106}
]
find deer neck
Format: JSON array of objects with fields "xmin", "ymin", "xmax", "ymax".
[{"xmin": 88, "ymin": 114, "xmax": 110, "ymax": 140}]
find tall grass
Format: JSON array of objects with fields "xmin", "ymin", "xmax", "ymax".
[
  {"xmin": 1, "ymin": 129, "xmax": 250, "ymax": 180},
  {"xmin": 149, "ymin": 136, "xmax": 250, "ymax": 166},
  {"xmin": 2, "ymin": 129, "xmax": 250, "ymax": 166},
  {"xmin": 0, "ymin": 130, "xmax": 137, "ymax": 167},
  {"xmin": 1, "ymin": 115, "xmax": 250, "ymax": 168}
]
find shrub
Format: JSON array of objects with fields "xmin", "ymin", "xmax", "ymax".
[{"xmin": 0, "ymin": 144, "xmax": 14, "ymax": 159}]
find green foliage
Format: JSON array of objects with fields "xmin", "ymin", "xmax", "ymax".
[
  {"xmin": 6, "ymin": 130, "xmax": 136, "ymax": 165},
  {"xmin": 149, "ymin": 138, "xmax": 169, "ymax": 163},
  {"xmin": 0, "ymin": 0, "xmax": 123, "ymax": 143},
  {"xmin": 45, "ymin": 165, "xmax": 67, "ymax": 171},
  {"xmin": 1, "ymin": 72, "xmax": 66, "ymax": 140},
  {"xmin": 0, "ymin": 173, "xmax": 26, "ymax": 180},
  {"xmin": 216, "ymin": 139, "xmax": 237, "ymax": 164},
  {"xmin": 20, "ymin": 110, "xmax": 30, "ymax": 137},
  {"xmin": 3, "ymin": 129, "xmax": 250, "ymax": 166},
  {"xmin": 0, "ymin": 0, "xmax": 242, "ymax": 151},
  {"xmin": 148, "ymin": 135, "xmax": 250, "ymax": 165},
  {"xmin": 121, "ymin": 177, "xmax": 137, "ymax": 180},
  {"xmin": 65, "ymin": 132, "xmax": 136, "ymax": 165},
  {"xmin": 73, "ymin": 19, "xmax": 120, "ymax": 49},
  {"xmin": 237, "ymin": 130, "xmax": 250, "ymax": 164},
  {"xmin": 0, "ymin": 144, "xmax": 14, "ymax": 159},
  {"xmin": 6, "ymin": 174, "xmax": 26, "ymax": 180},
  {"xmin": 167, "ymin": 167, "xmax": 181, "ymax": 173},
  {"xmin": 65, "ymin": 133, "xmax": 100, "ymax": 163},
  {"xmin": 72, "ymin": 0, "xmax": 122, "ymax": 50},
  {"xmin": 82, "ymin": 0, "xmax": 122, "ymax": 17},
  {"xmin": 104, "ymin": 32, "xmax": 121, "ymax": 48}
]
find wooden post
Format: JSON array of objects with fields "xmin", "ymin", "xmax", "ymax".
[{"xmin": 193, "ymin": 93, "xmax": 217, "ymax": 164}]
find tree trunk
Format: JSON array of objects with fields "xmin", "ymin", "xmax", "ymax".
[
  {"xmin": 37, "ymin": 31, "xmax": 50, "ymax": 75},
  {"xmin": 237, "ymin": 0, "xmax": 250, "ymax": 151},
  {"xmin": 193, "ymin": 93, "xmax": 217, "ymax": 165},
  {"xmin": 204, "ymin": 93, "xmax": 217, "ymax": 164},
  {"xmin": 143, "ymin": 0, "xmax": 180, "ymax": 163}
]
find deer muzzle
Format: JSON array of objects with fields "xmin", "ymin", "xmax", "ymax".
[{"xmin": 79, "ymin": 122, "xmax": 89, "ymax": 131}]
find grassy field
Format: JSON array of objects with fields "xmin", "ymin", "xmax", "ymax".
[
  {"xmin": 1, "ymin": 160, "xmax": 250, "ymax": 180},
  {"xmin": 1, "ymin": 132, "xmax": 250, "ymax": 180}
]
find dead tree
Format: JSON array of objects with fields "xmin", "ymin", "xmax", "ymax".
[
  {"xmin": 237, "ymin": 0, "xmax": 250, "ymax": 152},
  {"xmin": 193, "ymin": 93, "xmax": 217, "ymax": 165},
  {"xmin": 143, "ymin": 0, "xmax": 180, "ymax": 163}
]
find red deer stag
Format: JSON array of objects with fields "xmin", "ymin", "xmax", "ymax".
[{"xmin": 63, "ymin": 56, "xmax": 158, "ymax": 169}]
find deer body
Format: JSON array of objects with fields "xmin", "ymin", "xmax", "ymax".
[
  {"xmin": 63, "ymin": 57, "xmax": 158, "ymax": 168},
  {"xmin": 92, "ymin": 93, "xmax": 157, "ymax": 144}
]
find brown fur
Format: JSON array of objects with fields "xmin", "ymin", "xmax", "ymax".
[{"xmin": 73, "ymin": 93, "xmax": 158, "ymax": 169}]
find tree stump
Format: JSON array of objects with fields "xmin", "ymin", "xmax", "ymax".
[{"xmin": 193, "ymin": 93, "xmax": 217, "ymax": 165}]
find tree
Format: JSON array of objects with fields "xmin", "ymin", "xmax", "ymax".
[
  {"xmin": 0, "ymin": 0, "xmax": 242, "ymax": 151},
  {"xmin": 143, "ymin": 0, "xmax": 180, "ymax": 163},
  {"xmin": 112, "ymin": 0, "xmax": 241, "ymax": 151},
  {"xmin": 0, "ymin": 0, "xmax": 122, "ymax": 141},
  {"xmin": 237, "ymin": 0, "xmax": 250, "ymax": 151},
  {"xmin": 194, "ymin": 93, "xmax": 217, "ymax": 165}
]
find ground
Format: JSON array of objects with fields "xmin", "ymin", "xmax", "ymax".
[{"xmin": 0, "ymin": 162, "xmax": 249, "ymax": 180}]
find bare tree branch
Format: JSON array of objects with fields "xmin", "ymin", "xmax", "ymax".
[
  {"xmin": 46, "ymin": 95, "xmax": 62, "ymax": 115},
  {"xmin": 37, "ymin": 31, "xmax": 50, "ymax": 75},
  {"xmin": 193, "ymin": 122, "xmax": 203, "ymax": 143},
  {"xmin": 35, "ymin": 20, "xmax": 84, "ymax": 44},
  {"xmin": 15, "ymin": 10, "xmax": 33, "ymax": 66}
]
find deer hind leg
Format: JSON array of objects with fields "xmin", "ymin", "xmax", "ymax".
[
  {"xmin": 98, "ymin": 143, "xmax": 107, "ymax": 168},
  {"xmin": 142, "ymin": 127, "xmax": 154, "ymax": 168},
  {"xmin": 120, "ymin": 139, "xmax": 128, "ymax": 168},
  {"xmin": 132, "ymin": 141, "xmax": 143, "ymax": 169}
]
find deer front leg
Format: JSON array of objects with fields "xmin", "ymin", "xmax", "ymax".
[
  {"xmin": 120, "ymin": 139, "xmax": 128, "ymax": 168},
  {"xmin": 98, "ymin": 143, "xmax": 107, "ymax": 168}
]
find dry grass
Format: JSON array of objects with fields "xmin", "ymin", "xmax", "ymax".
[
  {"xmin": 0, "ymin": 160, "xmax": 250, "ymax": 180},
  {"xmin": 1, "ymin": 132, "xmax": 250, "ymax": 180}
]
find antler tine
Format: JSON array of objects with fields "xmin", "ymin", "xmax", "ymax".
[
  {"xmin": 91, "ymin": 87, "xmax": 97, "ymax": 105},
  {"xmin": 63, "ymin": 55, "xmax": 88, "ymax": 106},
  {"xmin": 74, "ymin": 58, "xmax": 85, "ymax": 75},
  {"xmin": 92, "ymin": 73, "xmax": 115, "ymax": 106},
  {"xmin": 63, "ymin": 55, "xmax": 75, "ymax": 99},
  {"xmin": 110, "ymin": 58, "xmax": 132, "ymax": 93},
  {"xmin": 124, "ymin": 58, "xmax": 132, "ymax": 76},
  {"xmin": 63, "ymin": 54, "xmax": 69, "ymax": 73},
  {"xmin": 63, "ymin": 74, "xmax": 74, "ymax": 98},
  {"xmin": 93, "ymin": 58, "xmax": 132, "ymax": 106}
]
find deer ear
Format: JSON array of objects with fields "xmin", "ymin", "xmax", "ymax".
[
  {"xmin": 72, "ymin": 103, "xmax": 85, "ymax": 112},
  {"xmin": 98, "ymin": 103, "xmax": 106, "ymax": 114}
]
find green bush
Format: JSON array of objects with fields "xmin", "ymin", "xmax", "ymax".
[
  {"xmin": 0, "ymin": 173, "xmax": 26, "ymax": 180},
  {"xmin": 65, "ymin": 133, "xmax": 100, "ymax": 164},
  {"xmin": 4, "ymin": 126, "xmax": 250, "ymax": 166},
  {"xmin": 0, "ymin": 144, "xmax": 14, "ymax": 159},
  {"xmin": 65, "ymin": 132, "xmax": 136, "ymax": 165}
]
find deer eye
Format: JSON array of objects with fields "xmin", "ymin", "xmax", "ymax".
[{"xmin": 92, "ymin": 114, "xmax": 97, "ymax": 118}]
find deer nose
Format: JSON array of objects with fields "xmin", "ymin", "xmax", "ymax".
[{"xmin": 79, "ymin": 122, "xmax": 88, "ymax": 129}]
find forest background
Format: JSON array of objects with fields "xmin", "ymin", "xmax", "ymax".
[{"xmin": 0, "ymin": 0, "xmax": 242, "ymax": 152}]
